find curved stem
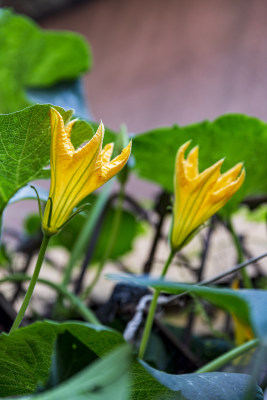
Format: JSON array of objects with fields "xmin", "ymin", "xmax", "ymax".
[
  {"xmin": 1, "ymin": 274, "xmax": 100, "ymax": 326},
  {"xmin": 196, "ymin": 338, "xmax": 259, "ymax": 373},
  {"xmin": 10, "ymin": 235, "xmax": 50, "ymax": 332},
  {"xmin": 82, "ymin": 184, "xmax": 125, "ymax": 300},
  {"xmin": 138, "ymin": 250, "xmax": 174, "ymax": 360}
]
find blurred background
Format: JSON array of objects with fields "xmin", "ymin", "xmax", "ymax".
[{"xmin": 4, "ymin": 0, "xmax": 267, "ymax": 132}]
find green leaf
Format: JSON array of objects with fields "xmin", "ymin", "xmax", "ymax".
[
  {"xmin": 0, "ymin": 104, "xmax": 98, "ymax": 215},
  {"xmin": 45, "ymin": 330, "xmax": 99, "ymax": 388},
  {"xmin": 0, "ymin": 9, "xmax": 91, "ymax": 113},
  {"xmin": 0, "ymin": 319, "xmax": 262, "ymax": 400},
  {"xmin": 131, "ymin": 360, "xmax": 263, "ymax": 400},
  {"xmin": 0, "ymin": 320, "xmax": 123, "ymax": 397},
  {"xmin": 141, "ymin": 361, "xmax": 263, "ymax": 400},
  {"xmin": 131, "ymin": 361, "xmax": 183, "ymax": 400},
  {"xmin": 21, "ymin": 345, "xmax": 132, "ymax": 400},
  {"xmin": 133, "ymin": 114, "xmax": 267, "ymax": 213},
  {"xmin": 110, "ymin": 275, "xmax": 267, "ymax": 338}
]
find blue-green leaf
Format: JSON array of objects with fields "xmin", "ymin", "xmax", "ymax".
[{"xmin": 109, "ymin": 275, "xmax": 267, "ymax": 338}]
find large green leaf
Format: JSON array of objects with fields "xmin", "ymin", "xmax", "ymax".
[
  {"xmin": 21, "ymin": 345, "xmax": 132, "ymax": 400},
  {"xmin": 0, "ymin": 104, "xmax": 102, "ymax": 215},
  {"xmin": 0, "ymin": 320, "xmax": 262, "ymax": 400},
  {"xmin": 0, "ymin": 319, "xmax": 176, "ymax": 400},
  {"xmin": 131, "ymin": 362, "xmax": 183, "ymax": 400},
  {"xmin": 141, "ymin": 361, "xmax": 263, "ymax": 400},
  {"xmin": 0, "ymin": 320, "xmax": 123, "ymax": 397},
  {"xmin": 0, "ymin": 9, "xmax": 91, "ymax": 113},
  {"xmin": 110, "ymin": 275, "xmax": 267, "ymax": 338},
  {"xmin": 131, "ymin": 361, "xmax": 263, "ymax": 400},
  {"xmin": 133, "ymin": 115, "xmax": 267, "ymax": 213}
]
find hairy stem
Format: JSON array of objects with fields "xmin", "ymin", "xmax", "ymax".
[
  {"xmin": 138, "ymin": 250, "xmax": 174, "ymax": 360},
  {"xmin": 10, "ymin": 235, "xmax": 50, "ymax": 332}
]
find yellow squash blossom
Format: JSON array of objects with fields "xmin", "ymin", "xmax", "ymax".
[
  {"xmin": 171, "ymin": 141, "xmax": 245, "ymax": 251},
  {"xmin": 42, "ymin": 108, "xmax": 131, "ymax": 236}
]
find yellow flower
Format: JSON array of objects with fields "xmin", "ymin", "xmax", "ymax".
[
  {"xmin": 42, "ymin": 108, "xmax": 131, "ymax": 236},
  {"xmin": 171, "ymin": 141, "xmax": 245, "ymax": 251}
]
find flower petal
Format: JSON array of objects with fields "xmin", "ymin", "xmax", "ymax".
[
  {"xmin": 73, "ymin": 121, "xmax": 104, "ymax": 162},
  {"xmin": 102, "ymin": 140, "xmax": 132, "ymax": 181},
  {"xmin": 185, "ymin": 146, "xmax": 199, "ymax": 180},
  {"xmin": 172, "ymin": 158, "xmax": 223, "ymax": 247},
  {"xmin": 213, "ymin": 162, "xmax": 243, "ymax": 191},
  {"xmin": 175, "ymin": 141, "xmax": 191, "ymax": 187},
  {"xmin": 210, "ymin": 168, "xmax": 245, "ymax": 206},
  {"xmin": 171, "ymin": 140, "xmax": 245, "ymax": 252},
  {"xmin": 50, "ymin": 108, "xmax": 75, "ymax": 164},
  {"xmin": 101, "ymin": 143, "xmax": 114, "ymax": 163}
]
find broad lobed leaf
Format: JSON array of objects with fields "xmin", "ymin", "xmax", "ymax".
[
  {"xmin": 141, "ymin": 362, "xmax": 263, "ymax": 400},
  {"xmin": 133, "ymin": 114, "xmax": 267, "ymax": 214},
  {"xmin": 0, "ymin": 320, "xmax": 263, "ymax": 399},
  {"xmin": 0, "ymin": 9, "xmax": 91, "ymax": 114},
  {"xmin": 0, "ymin": 320, "xmax": 123, "ymax": 397},
  {"xmin": 15, "ymin": 345, "xmax": 132, "ymax": 400},
  {"xmin": 110, "ymin": 274, "xmax": 267, "ymax": 338},
  {"xmin": 0, "ymin": 104, "xmax": 97, "ymax": 215}
]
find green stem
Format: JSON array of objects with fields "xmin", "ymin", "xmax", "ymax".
[
  {"xmin": 1, "ymin": 274, "xmax": 100, "ymax": 325},
  {"xmin": 82, "ymin": 184, "xmax": 125, "ymax": 300},
  {"xmin": 196, "ymin": 338, "xmax": 259, "ymax": 373},
  {"xmin": 227, "ymin": 218, "xmax": 253, "ymax": 289},
  {"xmin": 138, "ymin": 250, "xmax": 174, "ymax": 360},
  {"xmin": 62, "ymin": 181, "xmax": 112, "ymax": 288},
  {"xmin": 10, "ymin": 235, "xmax": 50, "ymax": 332}
]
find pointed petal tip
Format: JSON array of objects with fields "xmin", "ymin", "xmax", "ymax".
[
  {"xmin": 187, "ymin": 145, "xmax": 199, "ymax": 160},
  {"xmin": 180, "ymin": 140, "xmax": 192, "ymax": 152},
  {"xmin": 238, "ymin": 167, "xmax": 246, "ymax": 183},
  {"xmin": 176, "ymin": 140, "xmax": 192, "ymax": 166},
  {"xmin": 49, "ymin": 107, "xmax": 61, "ymax": 121},
  {"xmin": 215, "ymin": 157, "xmax": 225, "ymax": 169},
  {"xmin": 49, "ymin": 106, "xmax": 58, "ymax": 115},
  {"xmin": 120, "ymin": 140, "xmax": 132, "ymax": 161},
  {"xmin": 99, "ymin": 120, "xmax": 105, "ymax": 133},
  {"xmin": 126, "ymin": 139, "xmax": 132, "ymax": 151},
  {"xmin": 232, "ymin": 162, "xmax": 245, "ymax": 179},
  {"xmin": 101, "ymin": 142, "xmax": 115, "ymax": 163},
  {"xmin": 95, "ymin": 120, "xmax": 105, "ymax": 143}
]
